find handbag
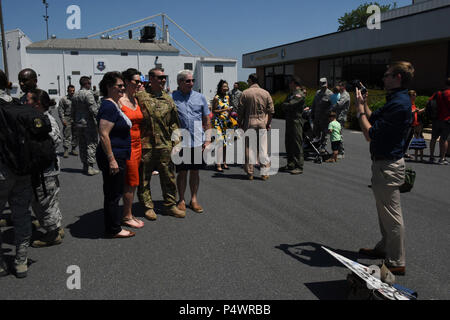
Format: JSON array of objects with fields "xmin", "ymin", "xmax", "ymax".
[{"xmin": 399, "ymin": 168, "xmax": 416, "ymax": 193}]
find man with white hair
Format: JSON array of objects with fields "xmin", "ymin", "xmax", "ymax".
[{"xmin": 171, "ymin": 70, "xmax": 211, "ymax": 214}]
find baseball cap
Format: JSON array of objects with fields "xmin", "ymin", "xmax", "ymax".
[{"xmin": 319, "ymin": 78, "xmax": 328, "ymax": 87}]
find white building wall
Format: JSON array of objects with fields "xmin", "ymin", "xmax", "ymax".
[
  {"xmin": 5, "ymin": 29, "xmax": 32, "ymax": 84},
  {"xmin": 199, "ymin": 61, "xmax": 237, "ymax": 103}
]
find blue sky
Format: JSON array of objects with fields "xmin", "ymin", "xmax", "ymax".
[{"xmin": 1, "ymin": 0, "xmax": 411, "ymax": 81}]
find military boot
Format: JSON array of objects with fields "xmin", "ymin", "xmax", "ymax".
[
  {"xmin": 14, "ymin": 259, "xmax": 27, "ymax": 279},
  {"xmin": 31, "ymin": 229, "xmax": 62, "ymax": 248},
  {"xmin": 165, "ymin": 206, "xmax": 186, "ymax": 218},
  {"xmin": 87, "ymin": 165, "xmax": 100, "ymax": 176},
  {"xmin": 144, "ymin": 209, "xmax": 157, "ymax": 221},
  {"xmin": 63, "ymin": 150, "xmax": 69, "ymax": 158},
  {"xmin": 58, "ymin": 227, "xmax": 65, "ymax": 239},
  {"xmin": 70, "ymin": 148, "xmax": 78, "ymax": 156},
  {"xmin": 0, "ymin": 257, "xmax": 9, "ymax": 277},
  {"xmin": 289, "ymin": 168, "xmax": 303, "ymax": 175}
]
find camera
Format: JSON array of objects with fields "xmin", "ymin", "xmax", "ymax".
[{"xmin": 348, "ymin": 80, "xmax": 367, "ymax": 95}]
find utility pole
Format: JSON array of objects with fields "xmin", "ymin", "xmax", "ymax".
[
  {"xmin": 0, "ymin": 0, "xmax": 9, "ymax": 83},
  {"xmin": 43, "ymin": 0, "xmax": 49, "ymax": 40}
]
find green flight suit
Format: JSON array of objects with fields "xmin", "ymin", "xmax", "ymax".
[
  {"xmin": 136, "ymin": 90, "xmax": 180, "ymax": 210},
  {"xmin": 282, "ymin": 88, "xmax": 306, "ymax": 170}
]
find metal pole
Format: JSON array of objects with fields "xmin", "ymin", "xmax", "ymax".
[
  {"xmin": 43, "ymin": 0, "xmax": 49, "ymax": 40},
  {"xmin": 86, "ymin": 13, "xmax": 163, "ymax": 38},
  {"xmin": 0, "ymin": 0, "xmax": 9, "ymax": 83}
]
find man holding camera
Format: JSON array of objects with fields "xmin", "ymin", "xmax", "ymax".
[{"xmin": 355, "ymin": 61, "xmax": 414, "ymax": 276}]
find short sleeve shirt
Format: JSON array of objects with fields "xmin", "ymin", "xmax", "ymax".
[
  {"xmin": 171, "ymin": 90, "xmax": 210, "ymax": 147},
  {"xmin": 328, "ymin": 120, "xmax": 342, "ymax": 142},
  {"xmin": 97, "ymin": 100, "xmax": 131, "ymax": 160}
]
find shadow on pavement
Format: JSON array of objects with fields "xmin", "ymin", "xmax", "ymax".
[
  {"xmin": 304, "ymin": 280, "xmax": 349, "ymax": 300},
  {"xmin": 275, "ymin": 242, "xmax": 359, "ymax": 268},
  {"xmin": 60, "ymin": 168, "xmax": 84, "ymax": 174},
  {"xmin": 66, "ymin": 209, "xmax": 105, "ymax": 239}
]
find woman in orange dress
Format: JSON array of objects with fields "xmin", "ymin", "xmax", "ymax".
[{"xmin": 119, "ymin": 68, "xmax": 144, "ymax": 228}]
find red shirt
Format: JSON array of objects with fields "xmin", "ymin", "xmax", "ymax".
[
  {"xmin": 411, "ymin": 104, "xmax": 420, "ymax": 127},
  {"xmin": 430, "ymin": 89, "xmax": 450, "ymax": 121}
]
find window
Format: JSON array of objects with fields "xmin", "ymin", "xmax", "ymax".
[
  {"xmin": 320, "ymin": 51, "xmax": 391, "ymax": 89},
  {"xmin": 72, "ymin": 71, "xmax": 80, "ymax": 75},
  {"xmin": 70, "ymin": 51, "xmax": 79, "ymax": 55},
  {"xmin": 48, "ymin": 89, "xmax": 58, "ymax": 95},
  {"xmin": 214, "ymin": 65, "xmax": 223, "ymax": 73},
  {"xmin": 184, "ymin": 63, "xmax": 193, "ymax": 70},
  {"xmin": 121, "ymin": 52, "xmax": 128, "ymax": 56}
]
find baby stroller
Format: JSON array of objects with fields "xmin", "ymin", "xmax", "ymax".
[{"xmin": 302, "ymin": 109, "xmax": 330, "ymax": 163}]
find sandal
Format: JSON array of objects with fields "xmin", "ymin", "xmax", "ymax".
[
  {"xmin": 216, "ymin": 166, "xmax": 223, "ymax": 172},
  {"xmin": 122, "ymin": 216, "xmax": 144, "ymax": 229},
  {"xmin": 223, "ymin": 164, "xmax": 229, "ymax": 170}
]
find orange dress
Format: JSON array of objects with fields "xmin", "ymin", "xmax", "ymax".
[{"xmin": 121, "ymin": 103, "xmax": 143, "ymax": 187}]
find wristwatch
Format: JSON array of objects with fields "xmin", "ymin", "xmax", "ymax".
[{"xmin": 357, "ymin": 112, "xmax": 366, "ymax": 119}]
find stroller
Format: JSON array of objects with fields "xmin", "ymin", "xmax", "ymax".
[{"xmin": 302, "ymin": 109, "xmax": 331, "ymax": 163}]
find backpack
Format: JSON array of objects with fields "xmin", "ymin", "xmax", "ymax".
[
  {"xmin": 0, "ymin": 98, "xmax": 56, "ymax": 181},
  {"xmin": 425, "ymin": 92, "xmax": 439, "ymax": 120}
]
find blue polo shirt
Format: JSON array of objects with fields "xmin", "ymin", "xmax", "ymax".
[
  {"xmin": 172, "ymin": 90, "xmax": 210, "ymax": 147},
  {"xmin": 369, "ymin": 88, "xmax": 412, "ymax": 160},
  {"xmin": 96, "ymin": 100, "xmax": 131, "ymax": 160}
]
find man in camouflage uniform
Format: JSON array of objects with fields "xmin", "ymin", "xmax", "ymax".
[
  {"xmin": 311, "ymin": 78, "xmax": 333, "ymax": 149},
  {"xmin": 136, "ymin": 68, "xmax": 185, "ymax": 220},
  {"xmin": 71, "ymin": 76, "xmax": 99, "ymax": 176},
  {"xmin": 280, "ymin": 76, "xmax": 306, "ymax": 174},
  {"xmin": 230, "ymin": 82, "xmax": 242, "ymax": 113},
  {"xmin": 332, "ymin": 81, "xmax": 351, "ymax": 157},
  {"xmin": 58, "ymin": 85, "xmax": 78, "ymax": 158},
  {"xmin": 0, "ymin": 73, "xmax": 32, "ymax": 278}
]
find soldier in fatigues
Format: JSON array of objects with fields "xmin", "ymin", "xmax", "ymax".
[
  {"xmin": 280, "ymin": 77, "xmax": 306, "ymax": 174},
  {"xmin": 311, "ymin": 78, "xmax": 333, "ymax": 149},
  {"xmin": 26, "ymin": 89, "xmax": 64, "ymax": 247},
  {"xmin": 136, "ymin": 68, "xmax": 185, "ymax": 220},
  {"xmin": 71, "ymin": 76, "xmax": 100, "ymax": 175},
  {"xmin": 0, "ymin": 72, "xmax": 33, "ymax": 278},
  {"xmin": 58, "ymin": 85, "xmax": 78, "ymax": 158},
  {"xmin": 332, "ymin": 81, "xmax": 351, "ymax": 157}
]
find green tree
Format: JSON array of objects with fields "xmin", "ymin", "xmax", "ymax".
[{"xmin": 337, "ymin": 2, "xmax": 397, "ymax": 32}]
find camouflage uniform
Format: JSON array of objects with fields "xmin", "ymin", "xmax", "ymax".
[
  {"xmin": 230, "ymin": 88, "xmax": 242, "ymax": 113},
  {"xmin": 332, "ymin": 90, "xmax": 350, "ymax": 155},
  {"xmin": 0, "ymin": 92, "xmax": 32, "ymax": 268},
  {"xmin": 71, "ymin": 88, "xmax": 99, "ymax": 171},
  {"xmin": 136, "ymin": 90, "xmax": 180, "ymax": 210},
  {"xmin": 31, "ymin": 112, "xmax": 62, "ymax": 233},
  {"xmin": 58, "ymin": 94, "xmax": 78, "ymax": 153},
  {"xmin": 282, "ymin": 88, "xmax": 306, "ymax": 170},
  {"xmin": 311, "ymin": 88, "xmax": 333, "ymax": 146}
]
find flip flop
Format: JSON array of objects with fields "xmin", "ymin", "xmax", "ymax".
[{"xmin": 122, "ymin": 216, "xmax": 144, "ymax": 229}]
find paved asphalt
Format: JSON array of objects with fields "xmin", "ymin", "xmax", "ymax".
[{"xmin": 1, "ymin": 118, "xmax": 449, "ymax": 300}]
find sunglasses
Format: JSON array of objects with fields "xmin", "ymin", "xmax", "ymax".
[
  {"xmin": 132, "ymin": 79, "xmax": 143, "ymax": 85},
  {"xmin": 116, "ymin": 84, "xmax": 126, "ymax": 89},
  {"xmin": 184, "ymin": 79, "xmax": 195, "ymax": 84},
  {"xmin": 151, "ymin": 75, "xmax": 167, "ymax": 80}
]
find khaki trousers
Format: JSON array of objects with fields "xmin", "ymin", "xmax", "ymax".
[
  {"xmin": 244, "ymin": 128, "xmax": 270, "ymax": 176},
  {"xmin": 371, "ymin": 158, "xmax": 406, "ymax": 267}
]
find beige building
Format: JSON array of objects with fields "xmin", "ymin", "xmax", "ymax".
[{"xmin": 243, "ymin": 0, "xmax": 450, "ymax": 95}]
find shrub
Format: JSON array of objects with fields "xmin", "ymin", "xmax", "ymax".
[{"xmin": 237, "ymin": 81, "xmax": 249, "ymax": 92}]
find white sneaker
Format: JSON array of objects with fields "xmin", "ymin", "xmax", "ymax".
[{"xmin": 438, "ymin": 158, "xmax": 449, "ymax": 165}]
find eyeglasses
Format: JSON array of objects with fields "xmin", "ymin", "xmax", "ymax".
[
  {"xmin": 184, "ymin": 79, "xmax": 195, "ymax": 84},
  {"xmin": 151, "ymin": 75, "xmax": 167, "ymax": 81}
]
